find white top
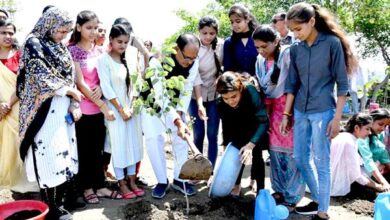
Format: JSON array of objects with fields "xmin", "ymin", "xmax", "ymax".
[
  {"xmin": 330, "ymin": 132, "xmax": 369, "ymax": 196},
  {"xmin": 255, "ymin": 46, "xmax": 290, "ymax": 99},
  {"xmin": 97, "ymin": 53, "xmax": 143, "ymax": 168},
  {"xmin": 191, "ymin": 40, "xmax": 223, "ymax": 101}
]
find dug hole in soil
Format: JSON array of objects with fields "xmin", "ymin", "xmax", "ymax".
[
  {"xmin": 121, "ymin": 145, "xmax": 258, "ymax": 220},
  {"xmin": 122, "ymin": 183, "xmax": 256, "ymax": 220}
]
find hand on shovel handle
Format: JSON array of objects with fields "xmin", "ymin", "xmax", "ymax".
[{"xmin": 183, "ymin": 133, "xmax": 202, "ymax": 156}]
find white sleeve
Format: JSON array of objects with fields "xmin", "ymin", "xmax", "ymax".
[
  {"xmin": 55, "ymin": 86, "xmax": 72, "ymax": 97},
  {"xmin": 97, "ymin": 55, "xmax": 117, "ymax": 100},
  {"xmin": 176, "ymin": 59, "xmax": 199, "ymax": 113}
]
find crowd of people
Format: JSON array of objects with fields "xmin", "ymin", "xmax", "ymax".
[{"xmin": 0, "ymin": 2, "xmax": 389, "ymax": 220}]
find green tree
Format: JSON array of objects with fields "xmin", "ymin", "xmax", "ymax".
[
  {"xmin": 169, "ymin": 0, "xmax": 389, "ymax": 106},
  {"xmin": 0, "ymin": 0, "xmax": 17, "ymax": 20}
]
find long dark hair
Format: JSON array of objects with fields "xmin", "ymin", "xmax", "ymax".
[
  {"xmin": 69, "ymin": 10, "xmax": 98, "ymax": 45},
  {"xmin": 286, "ymin": 2, "xmax": 357, "ymax": 74},
  {"xmin": 344, "ymin": 113, "xmax": 372, "ymax": 133},
  {"xmin": 216, "ymin": 71, "xmax": 245, "ymax": 94},
  {"xmin": 109, "ymin": 24, "xmax": 131, "ymax": 95},
  {"xmin": 198, "ymin": 16, "xmax": 222, "ymax": 77},
  {"xmin": 367, "ymin": 108, "xmax": 390, "ymax": 145},
  {"xmin": 227, "ymin": 4, "xmax": 258, "ymax": 72},
  {"xmin": 252, "ymin": 25, "xmax": 281, "ymax": 84},
  {"xmin": 228, "ymin": 4, "xmax": 257, "ymax": 33}
]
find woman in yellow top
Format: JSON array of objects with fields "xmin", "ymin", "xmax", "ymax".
[{"xmin": 0, "ymin": 19, "xmax": 36, "ymax": 192}]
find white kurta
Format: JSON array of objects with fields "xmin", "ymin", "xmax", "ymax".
[
  {"xmin": 330, "ymin": 132, "xmax": 370, "ymax": 196},
  {"xmin": 141, "ymin": 57, "xmax": 201, "ymax": 183},
  {"xmin": 97, "ymin": 53, "xmax": 143, "ymax": 168},
  {"xmin": 25, "ymin": 94, "xmax": 78, "ymax": 188}
]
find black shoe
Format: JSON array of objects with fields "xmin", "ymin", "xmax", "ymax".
[
  {"xmin": 312, "ymin": 214, "xmax": 329, "ymax": 220},
  {"xmin": 295, "ymin": 201, "xmax": 318, "ymax": 215}
]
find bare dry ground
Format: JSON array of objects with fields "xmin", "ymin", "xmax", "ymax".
[{"xmin": 0, "ymin": 143, "xmax": 373, "ymax": 220}]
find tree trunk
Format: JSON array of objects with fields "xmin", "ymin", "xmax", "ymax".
[{"xmin": 371, "ymin": 73, "xmax": 389, "ymax": 103}]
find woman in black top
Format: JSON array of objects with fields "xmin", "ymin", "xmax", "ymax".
[{"xmin": 216, "ymin": 71, "xmax": 268, "ymax": 197}]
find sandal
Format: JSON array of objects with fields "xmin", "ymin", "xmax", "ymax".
[
  {"xmin": 118, "ymin": 180, "xmax": 136, "ymax": 199},
  {"xmin": 122, "ymin": 191, "xmax": 137, "ymax": 199},
  {"xmin": 132, "ymin": 188, "xmax": 145, "ymax": 197},
  {"xmin": 97, "ymin": 190, "xmax": 122, "ymax": 200},
  {"xmin": 83, "ymin": 193, "xmax": 100, "ymax": 204}
]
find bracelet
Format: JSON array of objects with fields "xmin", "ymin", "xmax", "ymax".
[{"xmin": 282, "ymin": 112, "xmax": 292, "ymax": 117}]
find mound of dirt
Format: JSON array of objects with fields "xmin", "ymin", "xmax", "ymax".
[
  {"xmin": 123, "ymin": 183, "xmax": 256, "ymax": 220},
  {"xmin": 341, "ymin": 199, "xmax": 374, "ymax": 217}
]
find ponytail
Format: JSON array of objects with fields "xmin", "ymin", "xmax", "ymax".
[
  {"xmin": 287, "ymin": 2, "xmax": 357, "ymax": 74},
  {"xmin": 120, "ymin": 52, "xmax": 131, "ymax": 95}
]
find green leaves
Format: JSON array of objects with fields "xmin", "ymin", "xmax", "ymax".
[{"xmin": 136, "ymin": 43, "xmax": 188, "ymax": 120}]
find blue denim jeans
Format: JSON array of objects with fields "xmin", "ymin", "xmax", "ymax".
[
  {"xmin": 188, "ymin": 99, "xmax": 220, "ymax": 167},
  {"xmin": 293, "ymin": 108, "xmax": 335, "ymax": 213}
]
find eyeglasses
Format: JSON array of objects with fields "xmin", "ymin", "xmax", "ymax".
[
  {"xmin": 272, "ymin": 18, "xmax": 284, "ymax": 24},
  {"xmin": 179, "ymin": 48, "xmax": 197, "ymax": 62}
]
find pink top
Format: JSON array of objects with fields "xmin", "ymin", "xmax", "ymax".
[{"xmin": 68, "ymin": 45, "xmax": 103, "ymax": 115}]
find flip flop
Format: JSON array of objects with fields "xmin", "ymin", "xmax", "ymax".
[
  {"xmin": 97, "ymin": 190, "xmax": 122, "ymax": 200},
  {"xmin": 122, "ymin": 191, "xmax": 137, "ymax": 199},
  {"xmin": 83, "ymin": 193, "xmax": 100, "ymax": 204},
  {"xmin": 132, "ymin": 188, "xmax": 145, "ymax": 197}
]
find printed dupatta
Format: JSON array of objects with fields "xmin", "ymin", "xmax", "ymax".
[{"xmin": 16, "ymin": 7, "xmax": 74, "ymax": 161}]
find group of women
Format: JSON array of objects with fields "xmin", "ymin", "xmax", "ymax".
[{"xmin": 0, "ymin": 2, "xmax": 389, "ymax": 220}]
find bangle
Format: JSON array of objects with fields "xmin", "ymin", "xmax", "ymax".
[{"xmin": 282, "ymin": 112, "xmax": 292, "ymax": 117}]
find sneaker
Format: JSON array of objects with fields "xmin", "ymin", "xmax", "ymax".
[
  {"xmin": 152, "ymin": 182, "xmax": 170, "ymax": 199},
  {"xmin": 171, "ymin": 179, "xmax": 197, "ymax": 196},
  {"xmin": 295, "ymin": 201, "xmax": 319, "ymax": 215},
  {"xmin": 311, "ymin": 214, "xmax": 329, "ymax": 220}
]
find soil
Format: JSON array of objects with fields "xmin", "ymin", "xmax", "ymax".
[
  {"xmin": 0, "ymin": 142, "xmax": 374, "ymax": 220},
  {"xmin": 122, "ymin": 184, "xmax": 256, "ymax": 220}
]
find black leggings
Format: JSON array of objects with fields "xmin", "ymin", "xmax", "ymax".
[
  {"xmin": 76, "ymin": 113, "xmax": 106, "ymax": 191},
  {"xmin": 235, "ymin": 145, "xmax": 265, "ymax": 193}
]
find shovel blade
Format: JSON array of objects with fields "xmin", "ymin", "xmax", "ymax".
[{"xmin": 179, "ymin": 156, "xmax": 213, "ymax": 180}]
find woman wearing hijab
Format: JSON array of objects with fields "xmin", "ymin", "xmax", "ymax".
[{"xmin": 17, "ymin": 7, "xmax": 82, "ymax": 219}]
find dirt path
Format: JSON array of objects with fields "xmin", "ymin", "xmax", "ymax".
[{"xmin": 1, "ymin": 143, "xmax": 373, "ymax": 220}]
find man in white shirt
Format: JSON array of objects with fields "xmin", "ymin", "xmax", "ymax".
[{"xmin": 141, "ymin": 33, "xmax": 202, "ymax": 199}]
